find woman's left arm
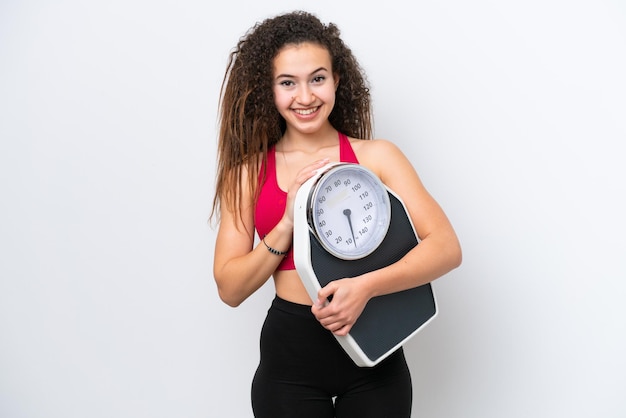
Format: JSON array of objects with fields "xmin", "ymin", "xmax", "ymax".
[{"xmin": 311, "ymin": 139, "xmax": 462, "ymax": 335}]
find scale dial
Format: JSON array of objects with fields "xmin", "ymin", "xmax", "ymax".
[{"xmin": 308, "ymin": 163, "xmax": 391, "ymax": 260}]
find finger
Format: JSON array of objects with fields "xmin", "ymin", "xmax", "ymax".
[
  {"xmin": 333, "ymin": 324, "xmax": 352, "ymax": 336},
  {"xmin": 300, "ymin": 158, "xmax": 330, "ymax": 179},
  {"xmin": 323, "ymin": 320, "xmax": 351, "ymax": 335},
  {"xmin": 311, "ymin": 304, "xmax": 335, "ymax": 324},
  {"xmin": 317, "ymin": 282, "xmax": 336, "ymax": 302},
  {"xmin": 310, "ymin": 303, "xmax": 324, "ymax": 320},
  {"xmin": 312, "ymin": 157, "xmax": 330, "ymax": 169}
]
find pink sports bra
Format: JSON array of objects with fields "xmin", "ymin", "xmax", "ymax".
[{"xmin": 255, "ymin": 132, "xmax": 360, "ymax": 270}]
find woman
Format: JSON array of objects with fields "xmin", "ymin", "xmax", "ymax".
[{"xmin": 211, "ymin": 10, "xmax": 462, "ymax": 417}]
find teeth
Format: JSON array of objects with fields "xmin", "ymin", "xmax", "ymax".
[{"xmin": 294, "ymin": 107, "xmax": 318, "ymax": 115}]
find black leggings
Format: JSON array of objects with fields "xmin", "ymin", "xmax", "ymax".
[{"xmin": 251, "ymin": 296, "xmax": 412, "ymax": 418}]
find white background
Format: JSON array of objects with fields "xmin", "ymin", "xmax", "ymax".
[{"xmin": 1, "ymin": 1, "xmax": 625, "ymax": 417}]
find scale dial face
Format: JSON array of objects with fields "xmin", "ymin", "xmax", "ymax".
[{"xmin": 308, "ymin": 163, "xmax": 391, "ymax": 260}]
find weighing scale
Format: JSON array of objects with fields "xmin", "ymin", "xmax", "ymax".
[{"xmin": 293, "ymin": 162, "xmax": 438, "ymax": 367}]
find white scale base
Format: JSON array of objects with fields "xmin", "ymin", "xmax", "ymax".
[{"xmin": 294, "ymin": 166, "xmax": 438, "ymax": 367}]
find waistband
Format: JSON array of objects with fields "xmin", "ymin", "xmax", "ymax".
[{"xmin": 271, "ymin": 295, "xmax": 315, "ymax": 317}]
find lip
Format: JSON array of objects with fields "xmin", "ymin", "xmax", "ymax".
[{"xmin": 291, "ymin": 106, "xmax": 320, "ymax": 118}]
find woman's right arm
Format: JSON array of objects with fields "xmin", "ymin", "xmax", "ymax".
[
  {"xmin": 213, "ymin": 158, "xmax": 329, "ymax": 307},
  {"xmin": 213, "ymin": 170, "xmax": 292, "ymax": 307}
]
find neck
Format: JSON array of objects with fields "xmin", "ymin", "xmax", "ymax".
[{"xmin": 279, "ymin": 127, "xmax": 339, "ymax": 153}]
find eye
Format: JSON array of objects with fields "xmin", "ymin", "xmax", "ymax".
[
  {"xmin": 312, "ymin": 75, "xmax": 326, "ymax": 84},
  {"xmin": 279, "ymin": 80, "xmax": 295, "ymax": 87}
]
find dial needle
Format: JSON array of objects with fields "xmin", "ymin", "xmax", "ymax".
[{"xmin": 343, "ymin": 209, "xmax": 357, "ymax": 248}]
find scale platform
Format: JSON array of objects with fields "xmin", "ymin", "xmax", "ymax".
[{"xmin": 294, "ymin": 182, "xmax": 438, "ymax": 367}]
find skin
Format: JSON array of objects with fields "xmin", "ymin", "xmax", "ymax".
[{"xmin": 213, "ymin": 42, "xmax": 462, "ymax": 336}]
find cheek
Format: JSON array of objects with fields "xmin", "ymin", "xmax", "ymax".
[
  {"xmin": 273, "ymin": 90, "xmax": 291, "ymax": 110},
  {"xmin": 320, "ymin": 90, "xmax": 336, "ymax": 110},
  {"xmin": 318, "ymin": 85, "xmax": 337, "ymax": 103}
]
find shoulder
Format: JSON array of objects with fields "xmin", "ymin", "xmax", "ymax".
[
  {"xmin": 350, "ymin": 138, "xmax": 409, "ymax": 177},
  {"xmin": 350, "ymin": 137, "xmax": 401, "ymax": 155}
]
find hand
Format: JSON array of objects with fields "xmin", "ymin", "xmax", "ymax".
[
  {"xmin": 281, "ymin": 158, "xmax": 330, "ymax": 227},
  {"xmin": 311, "ymin": 277, "xmax": 370, "ymax": 336}
]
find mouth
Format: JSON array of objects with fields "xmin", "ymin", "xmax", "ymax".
[{"xmin": 292, "ymin": 106, "xmax": 320, "ymax": 116}]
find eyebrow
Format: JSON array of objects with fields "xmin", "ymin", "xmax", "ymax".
[{"xmin": 275, "ymin": 66, "xmax": 330, "ymax": 79}]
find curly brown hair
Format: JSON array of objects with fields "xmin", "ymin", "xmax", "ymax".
[{"xmin": 211, "ymin": 10, "xmax": 373, "ymax": 223}]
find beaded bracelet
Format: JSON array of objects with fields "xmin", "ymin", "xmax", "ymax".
[{"xmin": 262, "ymin": 235, "xmax": 289, "ymax": 256}]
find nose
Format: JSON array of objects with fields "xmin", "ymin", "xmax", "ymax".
[{"xmin": 292, "ymin": 86, "xmax": 315, "ymax": 105}]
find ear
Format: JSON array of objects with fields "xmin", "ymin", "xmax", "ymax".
[{"xmin": 333, "ymin": 73, "xmax": 340, "ymax": 90}]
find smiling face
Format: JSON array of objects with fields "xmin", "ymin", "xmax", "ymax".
[{"xmin": 272, "ymin": 42, "xmax": 339, "ymax": 136}]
